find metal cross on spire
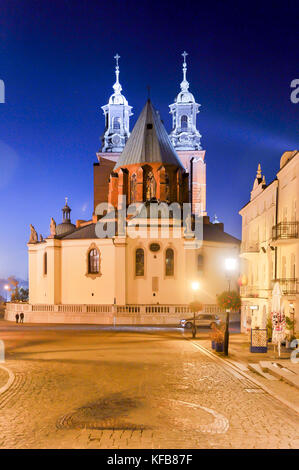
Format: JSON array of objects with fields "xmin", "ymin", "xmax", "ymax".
[
  {"xmin": 181, "ymin": 51, "xmax": 189, "ymax": 91},
  {"xmin": 114, "ymin": 53, "xmax": 120, "ymax": 68},
  {"xmin": 65, "ymin": 197, "xmax": 68, "ymax": 205},
  {"xmin": 182, "ymin": 51, "xmax": 188, "ymax": 64}
]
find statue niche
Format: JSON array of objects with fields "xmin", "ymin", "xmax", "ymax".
[{"xmin": 145, "ymin": 171, "xmax": 156, "ymax": 201}]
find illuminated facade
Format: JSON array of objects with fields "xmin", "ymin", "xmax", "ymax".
[
  {"xmin": 239, "ymin": 151, "xmax": 299, "ymax": 331},
  {"xmin": 6, "ymin": 54, "xmax": 240, "ymax": 324}
]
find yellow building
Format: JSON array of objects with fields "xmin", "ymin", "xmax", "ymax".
[{"xmin": 239, "ymin": 151, "xmax": 299, "ymax": 332}]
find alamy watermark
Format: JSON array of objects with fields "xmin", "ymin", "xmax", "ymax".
[
  {"xmin": 0, "ymin": 80, "xmax": 4, "ymax": 103},
  {"xmin": 290, "ymin": 79, "xmax": 299, "ymax": 104},
  {"xmin": 94, "ymin": 197, "xmax": 203, "ymax": 249}
]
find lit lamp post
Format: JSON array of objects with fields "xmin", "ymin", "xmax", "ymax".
[
  {"xmin": 289, "ymin": 303, "xmax": 295, "ymax": 339},
  {"xmin": 191, "ymin": 281, "xmax": 200, "ymax": 338},
  {"xmin": 4, "ymin": 285, "xmax": 10, "ymax": 303},
  {"xmin": 224, "ymin": 258, "xmax": 237, "ymax": 356}
]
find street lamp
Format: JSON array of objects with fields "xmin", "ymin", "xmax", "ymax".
[
  {"xmin": 191, "ymin": 281, "xmax": 200, "ymax": 338},
  {"xmin": 289, "ymin": 302, "xmax": 295, "ymax": 338},
  {"xmin": 4, "ymin": 285, "xmax": 9, "ymax": 303},
  {"xmin": 225, "ymin": 258, "xmax": 237, "ymax": 291},
  {"xmin": 224, "ymin": 258, "xmax": 238, "ymax": 356}
]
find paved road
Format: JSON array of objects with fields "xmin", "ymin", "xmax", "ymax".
[{"xmin": 0, "ymin": 325, "xmax": 298, "ymax": 449}]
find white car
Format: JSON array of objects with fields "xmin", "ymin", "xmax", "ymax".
[{"xmin": 180, "ymin": 314, "xmax": 220, "ymax": 329}]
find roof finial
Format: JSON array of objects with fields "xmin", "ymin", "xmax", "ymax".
[
  {"xmin": 256, "ymin": 163, "xmax": 262, "ymax": 179},
  {"xmin": 180, "ymin": 51, "xmax": 189, "ymax": 92},
  {"xmin": 113, "ymin": 53, "xmax": 122, "ymax": 94},
  {"xmin": 65, "ymin": 196, "xmax": 68, "ymax": 206}
]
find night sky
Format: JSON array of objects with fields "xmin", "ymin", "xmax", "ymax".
[{"xmin": 0, "ymin": 0, "xmax": 298, "ymax": 279}]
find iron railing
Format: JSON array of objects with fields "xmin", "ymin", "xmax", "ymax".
[
  {"xmin": 273, "ymin": 278, "xmax": 298, "ymax": 295},
  {"xmin": 272, "ymin": 222, "xmax": 299, "ymax": 241}
]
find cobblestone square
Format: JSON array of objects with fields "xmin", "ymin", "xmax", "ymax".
[{"xmin": 0, "ymin": 324, "xmax": 298, "ymax": 449}]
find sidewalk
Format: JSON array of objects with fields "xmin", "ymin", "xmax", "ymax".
[
  {"xmin": 198, "ymin": 333, "xmax": 299, "ymax": 412},
  {"xmin": 201, "ymin": 333, "xmax": 295, "ymax": 363}
]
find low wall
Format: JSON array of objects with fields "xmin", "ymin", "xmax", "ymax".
[{"xmin": 4, "ymin": 303, "xmax": 232, "ymax": 326}]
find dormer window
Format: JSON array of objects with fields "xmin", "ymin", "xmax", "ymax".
[{"xmin": 147, "ymin": 123, "xmax": 153, "ymax": 129}]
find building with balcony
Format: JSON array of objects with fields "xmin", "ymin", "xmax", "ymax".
[{"xmin": 239, "ymin": 151, "xmax": 299, "ymax": 331}]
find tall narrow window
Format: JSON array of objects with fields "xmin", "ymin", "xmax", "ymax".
[
  {"xmin": 165, "ymin": 248, "xmax": 174, "ymax": 276},
  {"xmin": 88, "ymin": 249, "xmax": 99, "ymax": 274},
  {"xmin": 181, "ymin": 115, "xmax": 188, "ymax": 129},
  {"xmin": 44, "ymin": 252, "xmax": 47, "ymax": 275},
  {"xmin": 135, "ymin": 248, "xmax": 144, "ymax": 276},
  {"xmin": 165, "ymin": 173, "xmax": 170, "ymax": 202},
  {"xmin": 113, "ymin": 117, "xmax": 120, "ymax": 130}
]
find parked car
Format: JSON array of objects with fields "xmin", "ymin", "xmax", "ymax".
[{"xmin": 180, "ymin": 314, "xmax": 220, "ymax": 329}]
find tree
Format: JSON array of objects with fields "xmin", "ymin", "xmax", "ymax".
[
  {"xmin": 11, "ymin": 287, "xmax": 29, "ymax": 302},
  {"xmin": 217, "ymin": 291, "xmax": 241, "ymax": 311}
]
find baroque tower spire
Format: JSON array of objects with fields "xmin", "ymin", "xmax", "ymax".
[
  {"xmin": 101, "ymin": 54, "xmax": 133, "ymax": 153},
  {"xmin": 169, "ymin": 51, "xmax": 202, "ymax": 151}
]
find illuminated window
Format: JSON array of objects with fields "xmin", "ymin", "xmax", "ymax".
[
  {"xmin": 135, "ymin": 248, "xmax": 144, "ymax": 276},
  {"xmin": 44, "ymin": 252, "xmax": 47, "ymax": 275},
  {"xmin": 165, "ymin": 248, "xmax": 174, "ymax": 276},
  {"xmin": 181, "ymin": 115, "xmax": 188, "ymax": 129},
  {"xmin": 88, "ymin": 249, "xmax": 99, "ymax": 274}
]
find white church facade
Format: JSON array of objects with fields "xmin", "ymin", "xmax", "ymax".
[{"xmin": 6, "ymin": 53, "xmax": 240, "ymax": 324}]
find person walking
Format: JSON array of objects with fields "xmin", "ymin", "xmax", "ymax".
[
  {"xmin": 15, "ymin": 313, "xmax": 19, "ymax": 324},
  {"xmin": 20, "ymin": 312, "xmax": 24, "ymax": 324}
]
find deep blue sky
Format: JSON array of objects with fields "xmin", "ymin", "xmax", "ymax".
[{"xmin": 0, "ymin": 0, "xmax": 298, "ymax": 279}]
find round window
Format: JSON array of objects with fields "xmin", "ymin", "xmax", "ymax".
[{"xmin": 149, "ymin": 243, "xmax": 160, "ymax": 252}]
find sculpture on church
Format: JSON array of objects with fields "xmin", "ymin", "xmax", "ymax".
[
  {"xmin": 29, "ymin": 224, "xmax": 38, "ymax": 243},
  {"xmin": 185, "ymin": 213, "xmax": 192, "ymax": 234},
  {"xmin": 50, "ymin": 217, "xmax": 56, "ymax": 238},
  {"xmin": 39, "ymin": 234, "xmax": 44, "ymax": 242},
  {"xmin": 146, "ymin": 171, "xmax": 156, "ymax": 201}
]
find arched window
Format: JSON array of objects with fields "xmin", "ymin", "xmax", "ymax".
[
  {"xmin": 131, "ymin": 174, "xmax": 137, "ymax": 203},
  {"xmin": 135, "ymin": 248, "xmax": 144, "ymax": 276},
  {"xmin": 113, "ymin": 117, "xmax": 120, "ymax": 130},
  {"xmin": 165, "ymin": 248, "xmax": 174, "ymax": 276},
  {"xmin": 181, "ymin": 115, "xmax": 188, "ymax": 129},
  {"xmin": 88, "ymin": 249, "xmax": 99, "ymax": 274},
  {"xmin": 44, "ymin": 252, "xmax": 47, "ymax": 275},
  {"xmin": 165, "ymin": 173, "xmax": 170, "ymax": 202}
]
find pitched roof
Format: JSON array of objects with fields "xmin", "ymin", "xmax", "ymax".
[
  {"xmin": 114, "ymin": 100, "xmax": 184, "ymax": 170},
  {"xmin": 202, "ymin": 224, "xmax": 240, "ymax": 244},
  {"xmin": 58, "ymin": 223, "xmax": 97, "ymax": 239},
  {"xmin": 58, "ymin": 221, "xmax": 240, "ymax": 244}
]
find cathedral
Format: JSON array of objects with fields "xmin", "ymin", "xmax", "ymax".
[{"xmin": 6, "ymin": 53, "xmax": 240, "ymax": 324}]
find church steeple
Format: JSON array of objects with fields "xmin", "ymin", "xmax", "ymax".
[
  {"xmin": 101, "ymin": 54, "xmax": 133, "ymax": 153},
  {"xmin": 169, "ymin": 52, "xmax": 202, "ymax": 151}
]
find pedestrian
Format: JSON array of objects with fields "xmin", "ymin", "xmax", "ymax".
[
  {"xmin": 20, "ymin": 312, "xmax": 24, "ymax": 324},
  {"xmin": 15, "ymin": 313, "xmax": 19, "ymax": 324}
]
